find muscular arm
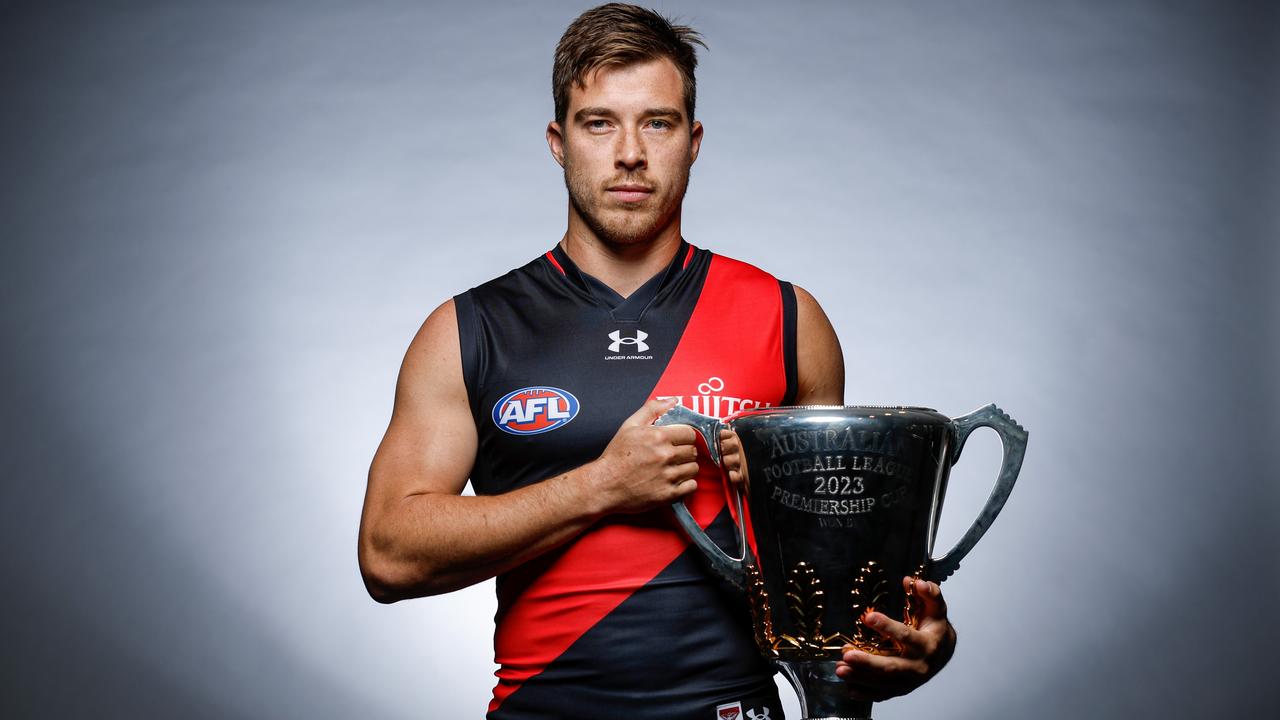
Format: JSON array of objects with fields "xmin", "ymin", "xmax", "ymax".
[
  {"xmin": 793, "ymin": 284, "xmax": 845, "ymax": 405},
  {"xmin": 721, "ymin": 284, "xmax": 844, "ymax": 485},
  {"xmin": 358, "ymin": 300, "xmax": 698, "ymax": 602}
]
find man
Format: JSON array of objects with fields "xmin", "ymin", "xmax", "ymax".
[{"xmin": 359, "ymin": 4, "xmax": 955, "ymax": 718}]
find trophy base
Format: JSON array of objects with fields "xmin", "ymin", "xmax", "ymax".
[{"xmin": 776, "ymin": 660, "xmax": 874, "ymax": 720}]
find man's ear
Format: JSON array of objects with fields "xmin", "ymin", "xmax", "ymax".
[
  {"xmin": 547, "ymin": 121, "xmax": 566, "ymax": 168},
  {"xmin": 689, "ymin": 120, "xmax": 703, "ymax": 165}
]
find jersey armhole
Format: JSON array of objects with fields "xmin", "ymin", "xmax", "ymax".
[
  {"xmin": 779, "ymin": 280, "xmax": 799, "ymax": 406},
  {"xmin": 452, "ymin": 290, "xmax": 484, "ymax": 418}
]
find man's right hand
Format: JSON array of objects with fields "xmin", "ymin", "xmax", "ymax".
[{"xmin": 586, "ymin": 397, "xmax": 702, "ymax": 515}]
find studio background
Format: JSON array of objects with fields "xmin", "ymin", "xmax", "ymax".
[{"xmin": 2, "ymin": 1, "xmax": 1275, "ymax": 718}]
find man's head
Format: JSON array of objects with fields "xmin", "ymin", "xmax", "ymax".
[
  {"xmin": 548, "ymin": 4, "xmax": 706, "ymax": 248},
  {"xmin": 552, "ymin": 3, "xmax": 705, "ymax": 128}
]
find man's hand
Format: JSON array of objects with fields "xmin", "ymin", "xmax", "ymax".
[
  {"xmin": 586, "ymin": 397, "xmax": 701, "ymax": 515},
  {"xmin": 720, "ymin": 428, "xmax": 744, "ymax": 485},
  {"xmin": 835, "ymin": 577, "xmax": 957, "ymax": 701},
  {"xmin": 361, "ymin": 307, "xmax": 702, "ymax": 601}
]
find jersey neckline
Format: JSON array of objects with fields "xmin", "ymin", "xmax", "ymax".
[{"xmin": 545, "ymin": 240, "xmax": 696, "ymax": 323}]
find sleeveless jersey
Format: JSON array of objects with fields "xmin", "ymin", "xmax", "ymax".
[{"xmin": 454, "ymin": 241, "xmax": 798, "ymax": 720}]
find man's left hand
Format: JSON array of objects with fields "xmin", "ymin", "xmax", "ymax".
[{"xmin": 835, "ymin": 576, "xmax": 957, "ymax": 701}]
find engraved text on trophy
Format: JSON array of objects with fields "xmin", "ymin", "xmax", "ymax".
[{"xmin": 754, "ymin": 424, "xmax": 915, "ymax": 524}]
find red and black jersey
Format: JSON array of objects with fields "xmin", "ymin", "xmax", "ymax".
[{"xmin": 454, "ymin": 241, "xmax": 797, "ymax": 720}]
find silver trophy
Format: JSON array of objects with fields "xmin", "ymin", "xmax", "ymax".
[{"xmin": 656, "ymin": 404, "xmax": 1028, "ymax": 720}]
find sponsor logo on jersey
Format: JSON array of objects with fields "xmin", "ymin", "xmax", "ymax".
[
  {"xmin": 492, "ymin": 386, "xmax": 579, "ymax": 435},
  {"xmin": 672, "ymin": 376, "xmax": 772, "ymax": 419},
  {"xmin": 746, "ymin": 708, "xmax": 772, "ymax": 720},
  {"xmin": 605, "ymin": 328, "xmax": 654, "ymax": 360},
  {"xmin": 715, "ymin": 701, "xmax": 743, "ymax": 720},
  {"xmin": 608, "ymin": 329, "xmax": 648, "ymax": 353}
]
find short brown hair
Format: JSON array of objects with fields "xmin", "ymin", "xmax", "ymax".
[{"xmin": 553, "ymin": 3, "xmax": 706, "ymax": 126}]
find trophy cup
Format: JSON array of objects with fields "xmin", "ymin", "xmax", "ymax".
[{"xmin": 656, "ymin": 404, "xmax": 1027, "ymax": 720}]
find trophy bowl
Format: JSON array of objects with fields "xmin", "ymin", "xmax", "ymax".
[{"xmin": 656, "ymin": 403, "xmax": 1028, "ymax": 720}]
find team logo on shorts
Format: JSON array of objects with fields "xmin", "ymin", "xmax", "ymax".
[
  {"xmin": 715, "ymin": 701, "xmax": 743, "ymax": 720},
  {"xmin": 492, "ymin": 386, "xmax": 579, "ymax": 435}
]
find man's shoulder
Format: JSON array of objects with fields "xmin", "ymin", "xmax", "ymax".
[
  {"xmin": 701, "ymin": 247, "xmax": 787, "ymax": 287},
  {"xmin": 458, "ymin": 252, "xmax": 551, "ymax": 301}
]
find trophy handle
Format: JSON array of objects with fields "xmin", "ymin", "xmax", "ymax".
[
  {"xmin": 926, "ymin": 404, "xmax": 1028, "ymax": 582},
  {"xmin": 654, "ymin": 404, "xmax": 749, "ymax": 589}
]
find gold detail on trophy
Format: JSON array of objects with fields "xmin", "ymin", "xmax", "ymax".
[
  {"xmin": 760, "ymin": 560, "xmax": 931, "ymax": 659},
  {"xmin": 779, "ymin": 562, "xmax": 829, "ymax": 654},
  {"xmin": 902, "ymin": 563, "xmax": 927, "ymax": 630},
  {"xmin": 744, "ymin": 563, "xmax": 778, "ymax": 657},
  {"xmin": 773, "ymin": 562, "xmax": 850, "ymax": 657},
  {"xmin": 839, "ymin": 561, "xmax": 925, "ymax": 654}
]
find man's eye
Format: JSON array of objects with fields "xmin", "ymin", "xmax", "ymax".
[
  {"xmin": 647, "ymin": 119, "xmax": 670, "ymax": 130},
  {"xmin": 587, "ymin": 120, "xmax": 609, "ymax": 130}
]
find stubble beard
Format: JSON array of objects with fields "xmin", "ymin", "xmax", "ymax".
[{"xmin": 563, "ymin": 156, "xmax": 690, "ymax": 247}]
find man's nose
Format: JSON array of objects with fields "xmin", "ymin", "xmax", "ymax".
[{"xmin": 615, "ymin": 128, "xmax": 646, "ymax": 171}]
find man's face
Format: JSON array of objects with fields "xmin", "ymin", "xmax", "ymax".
[{"xmin": 548, "ymin": 57, "xmax": 703, "ymax": 246}]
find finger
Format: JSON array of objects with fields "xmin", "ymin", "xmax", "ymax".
[
  {"xmin": 669, "ymin": 460, "xmax": 700, "ymax": 481},
  {"xmin": 904, "ymin": 576, "xmax": 948, "ymax": 633},
  {"xmin": 912, "ymin": 578, "xmax": 948, "ymax": 622},
  {"xmin": 719, "ymin": 429, "xmax": 740, "ymax": 452},
  {"xmin": 840, "ymin": 646, "xmax": 929, "ymax": 677},
  {"xmin": 672, "ymin": 477, "xmax": 699, "ymax": 498},
  {"xmin": 862, "ymin": 611, "xmax": 929, "ymax": 659},
  {"xmin": 624, "ymin": 396, "xmax": 678, "ymax": 428},
  {"xmin": 836, "ymin": 651, "xmax": 927, "ymax": 698},
  {"xmin": 671, "ymin": 442, "xmax": 699, "ymax": 464},
  {"xmin": 658, "ymin": 423, "xmax": 698, "ymax": 446}
]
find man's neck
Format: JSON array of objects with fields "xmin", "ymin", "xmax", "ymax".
[{"xmin": 559, "ymin": 219, "xmax": 684, "ymax": 299}]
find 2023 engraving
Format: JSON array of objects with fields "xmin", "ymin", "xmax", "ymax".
[{"xmin": 813, "ymin": 475, "xmax": 865, "ymax": 495}]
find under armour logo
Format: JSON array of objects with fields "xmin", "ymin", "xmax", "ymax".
[
  {"xmin": 746, "ymin": 709, "xmax": 771, "ymax": 720},
  {"xmin": 608, "ymin": 329, "xmax": 649, "ymax": 353}
]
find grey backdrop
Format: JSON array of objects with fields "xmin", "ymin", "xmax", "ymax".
[{"xmin": 2, "ymin": 1, "xmax": 1276, "ymax": 718}]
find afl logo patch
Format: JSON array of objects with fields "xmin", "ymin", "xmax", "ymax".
[{"xmin": 492, "ymin": 387, "xmax": 580, "ymax": 435}]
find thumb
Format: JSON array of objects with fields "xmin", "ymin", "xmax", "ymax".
[
  {"xmin": 906, "ymin": 576, "xmax": 948, "ymax": 627},
  {"xmin": 623, "ymin": 396, "xmax": 679, "ymax": 428}
]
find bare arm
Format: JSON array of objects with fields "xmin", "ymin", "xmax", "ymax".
[
  {"xmin": 793, "ymin": 284, "xmax": 845, "ymax": 405},
  {"xmin": 721, "ymin": 284, "xmax": 845, "ymax": 484},
  {"xmin": 358, "ymin": 300, "xmax": 699, "ymax": 602}
]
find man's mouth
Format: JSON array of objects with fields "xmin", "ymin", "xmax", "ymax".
[{"xmin": 606, "ymin": 184, "xmax": 654, "ymax": 203}]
